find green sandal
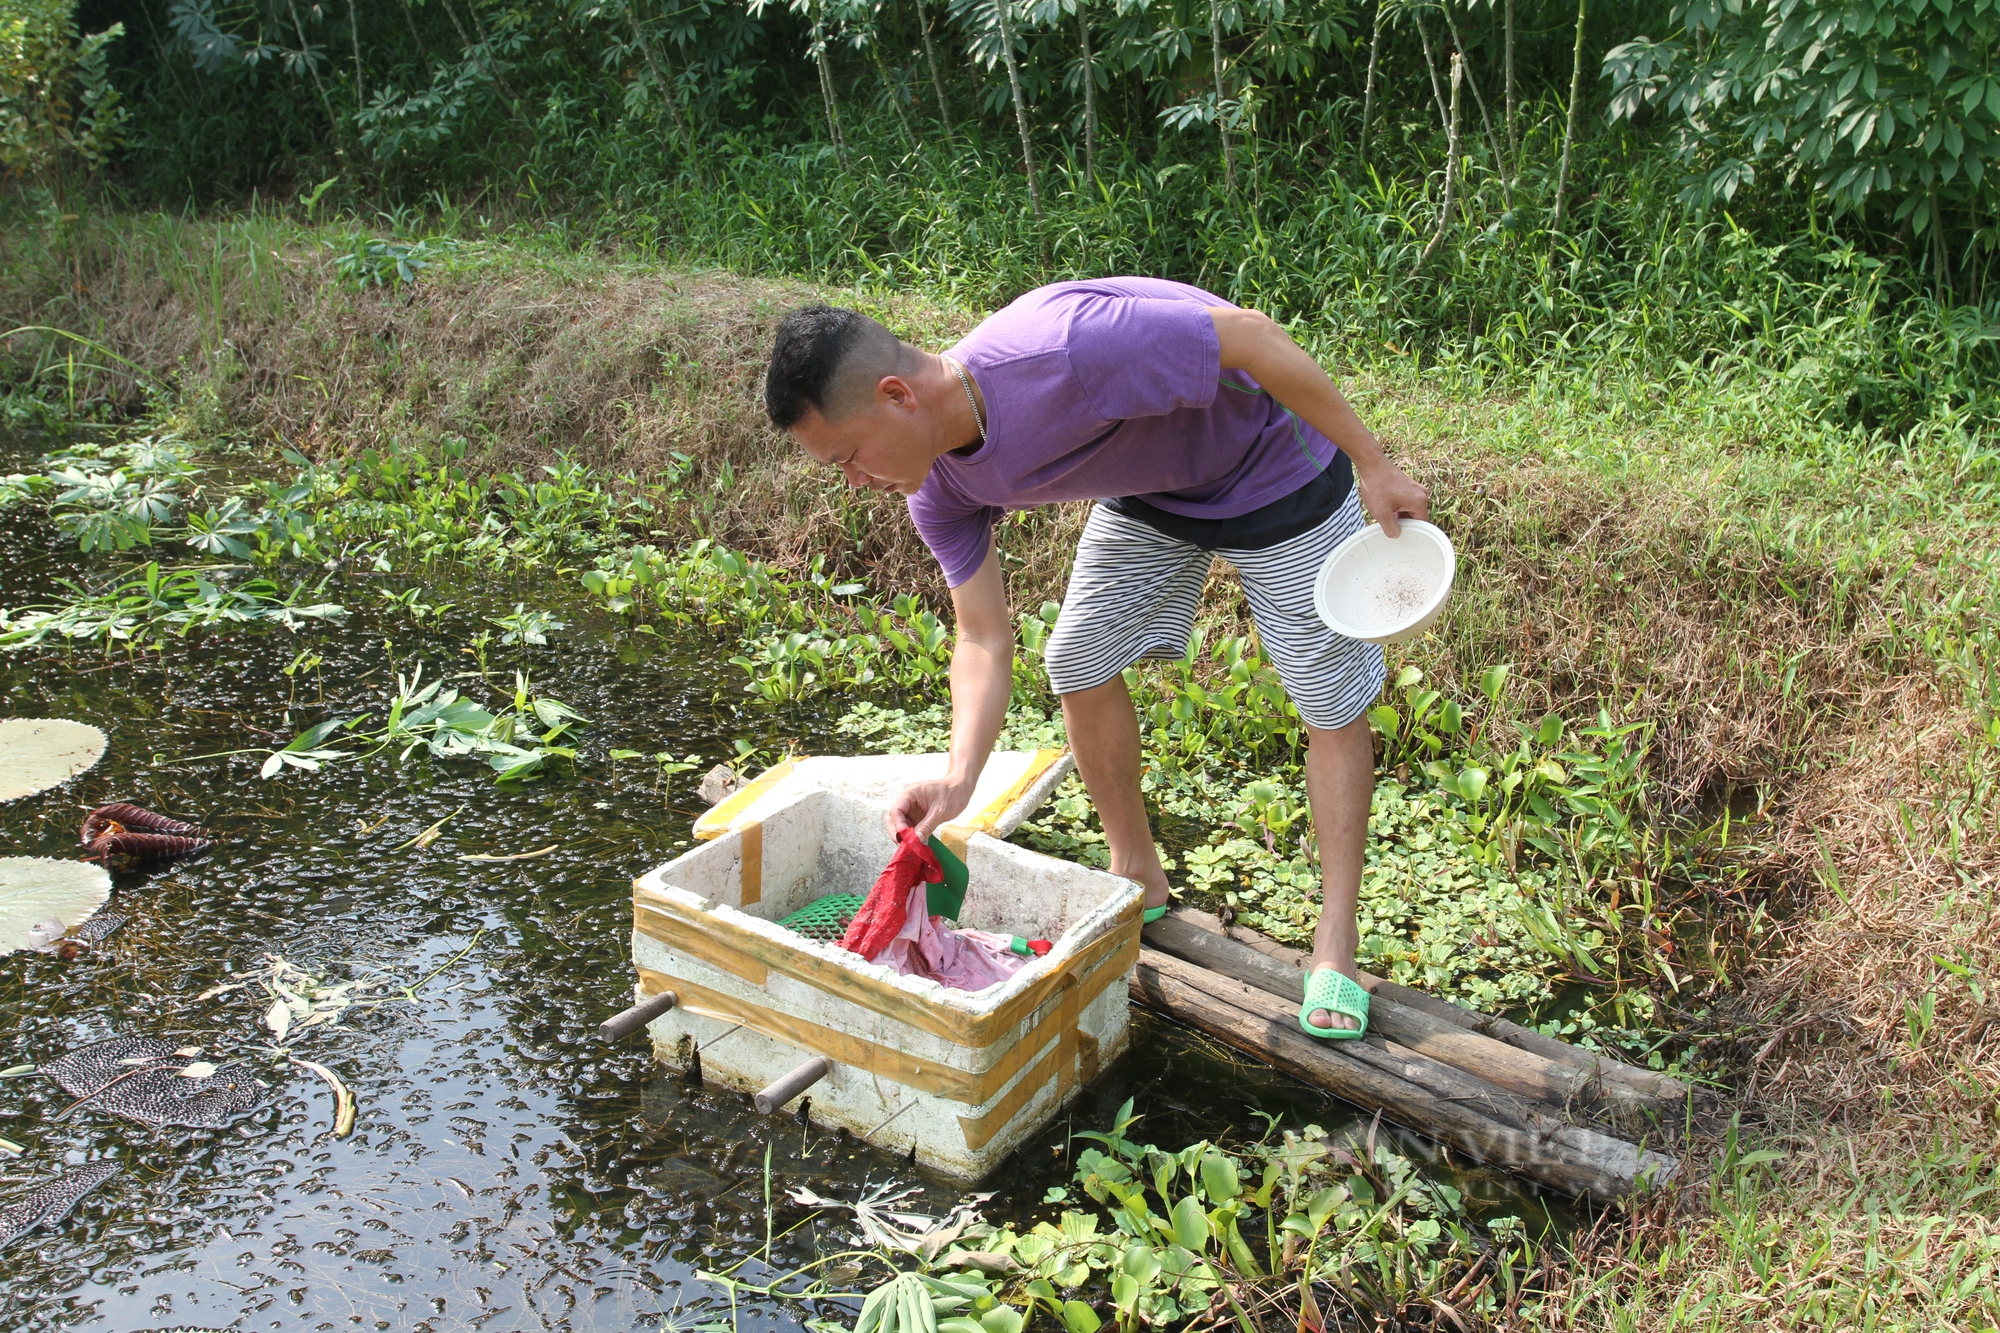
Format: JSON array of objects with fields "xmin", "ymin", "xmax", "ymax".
[
  {"xmin": 1300, "ymin": 969, "xmax": 1370, "ymax": 1040},
  {"xmin": 1142, "ymin": 903, "xmax": 1170, "ymax": 924}
]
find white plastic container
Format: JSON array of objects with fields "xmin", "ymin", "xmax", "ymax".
[
  {"xmin": 1312, "ymin": 519, "xmax": 1456, "ymax": 645},
  {"xmin": 630, "ymin": 782, "xmax": 1141, "ymax": 1181}
]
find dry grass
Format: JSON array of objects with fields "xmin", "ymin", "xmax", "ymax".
[{"xmin": 7, "ymin": 209, "xmax": 2000, "ymax": 1327}]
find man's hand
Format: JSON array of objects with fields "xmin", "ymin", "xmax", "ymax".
[
  {"xmin": 885, "ymin": 777, "xmax": 974, "ymax": 841},
  {"xmin": 1354, "ymin": 459, "xmax": 1430, "ymax": 538}
]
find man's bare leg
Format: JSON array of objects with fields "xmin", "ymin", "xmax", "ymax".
[
  {"xmin": 1060, "ymin": 675, "xmax": 1171, "ymax": 907},
  {"xmin": 1304, "ymin": 716, "xmax": 1374, "ymax": 1031}
]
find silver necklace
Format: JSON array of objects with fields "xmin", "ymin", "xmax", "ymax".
[{"xmin": 949, "ymin": 359, "xmax": 987, "ymax": 446}]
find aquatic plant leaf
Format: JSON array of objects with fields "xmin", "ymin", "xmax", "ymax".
[
  {"xmin": 87, "ymin": 1064, "xmax": 266, "ymax": 1128},
  {"xmin": 43, "ymin": 1036, "xmax": 178, "ymax": 1097},
  {"xmin": 0, "ymin": 718, "xmax": 108, "ymax": 800},
  {"xmin": 0, "ymin": 858, "xmax": 113, "ymax": 955},
  {"xmin": 70, "ymin": 912, "xmax": 127, "ymax": 944},
  {"xmin": 0, "ymin": 1161, "xmax": 118, "ymax": 1251}
]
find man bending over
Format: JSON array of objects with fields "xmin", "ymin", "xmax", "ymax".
[{"xmin": 763, "ymin": 278, "xmax": 1429, "ymax": 1039}]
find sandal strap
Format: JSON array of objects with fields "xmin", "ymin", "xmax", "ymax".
[{"xmin": 1302, "ymin": 968, "xmax": 1370, "ymax": 1022}]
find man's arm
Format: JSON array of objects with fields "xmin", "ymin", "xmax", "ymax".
[
  {"xmin": 1207, "ymin": 307, "xmax": 1429, "ymax": 535},
  {"xmin": 884, "ymin": 538, "xmax": 1013, "ymax": 840}
]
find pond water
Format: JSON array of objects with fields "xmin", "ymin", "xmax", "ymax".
[{"xmin": 0, "ymin": 453, "xmax": 1559, "ymax": 1332}]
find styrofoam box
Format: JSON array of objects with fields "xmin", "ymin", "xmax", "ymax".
[{"xmin": 631, "ymin": 786, "xmax": 1142, "ymax": 1180}]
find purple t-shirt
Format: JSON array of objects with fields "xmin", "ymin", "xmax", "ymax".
[{"xmin": 906, "ymin": 277, "xmax": 1337, "ymax": 586}]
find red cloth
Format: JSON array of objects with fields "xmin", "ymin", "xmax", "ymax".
[{"xmin": 837, "ymin": 828, "xmax": 941, "ymax": 958}]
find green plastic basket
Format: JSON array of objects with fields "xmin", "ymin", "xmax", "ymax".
[{"xmin": 776, "ymin": 893, "xmax": 866, "ymax": 944}]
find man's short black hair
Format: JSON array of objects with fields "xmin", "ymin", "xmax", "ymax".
[{"xmin": 764, "ymin": 304, "xmax": 903, "ymax": 429}]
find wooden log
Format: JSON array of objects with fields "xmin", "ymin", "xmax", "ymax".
[
  {"xmin": 1144, "ymin": 915, "xmax": 1664, "ymax": 1118},
  {"xmin": 1132, "ymin": 949, "xmax": 1679, "ymax": 1204},
  {"xmin": 1154, "ymin": 908, "xmax": 1692, "ymax": 1107}
]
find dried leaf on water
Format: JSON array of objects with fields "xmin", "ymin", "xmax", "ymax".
[
  {"xmin": 0, "ymin": 1161, "xmax": 118, "ymax": 1251},
  {"xmin": 0, "ymin": 1064, "xmax": 34, "ymax": 1077},
  {"xmin": 0, "ymin": 717, "xmax": 107, "ymax": 802},
  {"xmin": 457, "ymin": 844, "xmax": 558, "ymax": 863},
  {"xmin": 0, "ymin": 857, "xmax": 113, "ymax": 956},
  {"xmin": 0, "ymin": 1135, "xmax": 24, "ymax": 1156},
  {"xmin": 291, "ymin": 1058, "xmax": 356, "ymax": 1137},
  {"xmin": 265, "ymin": 997, "xmax": 292, "ymax": 1043},
  {"xmin": 176, "ymin": 1061, "xmax": 217, "ymax": 1079}
]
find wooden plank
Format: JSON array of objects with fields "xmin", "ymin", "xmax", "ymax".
[
  {"xmin": 1131, "ymin": 949, "xmax": 1679, "ymax": 1204},
  {"xmin": 635, "ymin": 887, "xmax": 1137, "ymax": 1049},
  {"xmin": 1156, "ymin": 908, "xmax": 1693, "ymax": 1106}
]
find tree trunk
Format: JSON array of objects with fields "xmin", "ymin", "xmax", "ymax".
[
  {"xmin": 1359, "ymin": 0, "xmax": 1384, "ymax": 156},
  {"xmin": 348, "ymin": 0, "xmax": 365, "ymax": 106},
  {"xmin": 814, "ymin": 21, "xmax": 847, "ymax": 162},
  {"xmin": 1414, "ymin": 11, "xmax": 1448, "ymax": 132},
  {"xmin": 991, "ymin": 0, "xmax": 1043, "ymax": 218},
  {"xmin": 398, "ymin": 0, "xmax": 427, "ymax": 57},
  {"xmin": 1504, "ymin": 0, "xmax": 1517, "ymax": 169},
  {"xmin": 1420, "ymin": 52, "xmax": 1463, "ymax": 265},
  {"xmin": 1078, "ymin": 2, "xmax": 1097, "ymax": 181},
  {"xmin": 917, "ymin": 1, "xmax": 953, "ymax": 133},
  {"xmin": 1210, "ymin": 0, "xmax": 1237, "ymax": 192},
  {"xmin": 437, "ymin": 0, "xmax": 528, "ymax": 118},
  {"xmin": 627, "ymin": 2, "xmax": 692, "ymax": 154},
  {"xmin": 287, "ymin": 0, "xmax": 343, "ymax": 133},
  {"xmin": 1552, "ymin": 0, "xmax": 1587, "ymax": 229},
  {"xmin": 1440, "ymin": 2, "xmax": 1508, "ymax": 199},
  {"xmin": 873, "ymin": 46, "xmax": 916, "ymax": 149}
]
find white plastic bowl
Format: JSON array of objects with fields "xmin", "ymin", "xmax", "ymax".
[{"xmin": 1312, "ymin": 519, "xmax": 1455, "ymax": 645}]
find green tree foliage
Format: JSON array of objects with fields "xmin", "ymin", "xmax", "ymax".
[
  {"xmin": 29, "ymin": 0, "xmax": 1999, "ymax": 406},
  {"xmin": 1605, "ymin": 0, "xmax": 2000, "ymax": 240},
  {"xmin": 0, "ymin": 0, "xmax": 126, "ymax": 203}
]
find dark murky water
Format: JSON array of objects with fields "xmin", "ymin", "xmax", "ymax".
[{"xmin": 0, "ymin": 455, "xmax": 1553, "ymax": 1332}]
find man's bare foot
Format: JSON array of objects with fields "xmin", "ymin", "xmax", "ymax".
[
  {"xmin": 1138, "ymin": 873, "xmax": 1171, "ymax": 911},
  {"xmin": 1307, "ymin": 955, "xmax": 1362, "ymax": 1032}
]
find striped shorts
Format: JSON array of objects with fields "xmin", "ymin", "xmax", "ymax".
[{"xmin": 1042, "ymin": 484, "xmax": 1385, "ymax": 730}]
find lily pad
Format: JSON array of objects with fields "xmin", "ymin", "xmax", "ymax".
[
  {"xmin": 0, "ymin": 857, "xmax": 112, "ymax": 955},
  {"xmin": 0, "ymin": 718, "xmax": 108, "ymax": 801}
]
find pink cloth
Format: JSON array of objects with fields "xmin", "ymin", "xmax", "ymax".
[{"xmin": 869, "ymin": 879, "xmax": 1031, "ymax": 993}]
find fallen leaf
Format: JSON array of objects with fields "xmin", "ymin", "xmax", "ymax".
[
  {"xmin": 457, "ymin": 844, "xmax": 559, "ymax": 863},
  {"xmin": 0, "ymin": 1135, "xmax": 23, "ymax": 1156},
  {"xmin": 176, "ymin": 1061, "xmax": 217, "ymax": 1079},
  {"xmin": 0, "ymin": 1064, "xmax": 34, "ymax": 1078},
  {"xmin": 291, "ymin": 1058, "xmax": 356, "ymax": 1137},
  {"xmin": 173, "ymin": 1046, "xmax": 203, "ymax": 1057},
  {"xmin": 266, "ymin": 997, "xmax": 292, "ymax": 1043}
]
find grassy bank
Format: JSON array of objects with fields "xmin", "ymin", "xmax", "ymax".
[{"xmin": 5, "ymin": 206, "xmax": 2000, "ymax": 1327}]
